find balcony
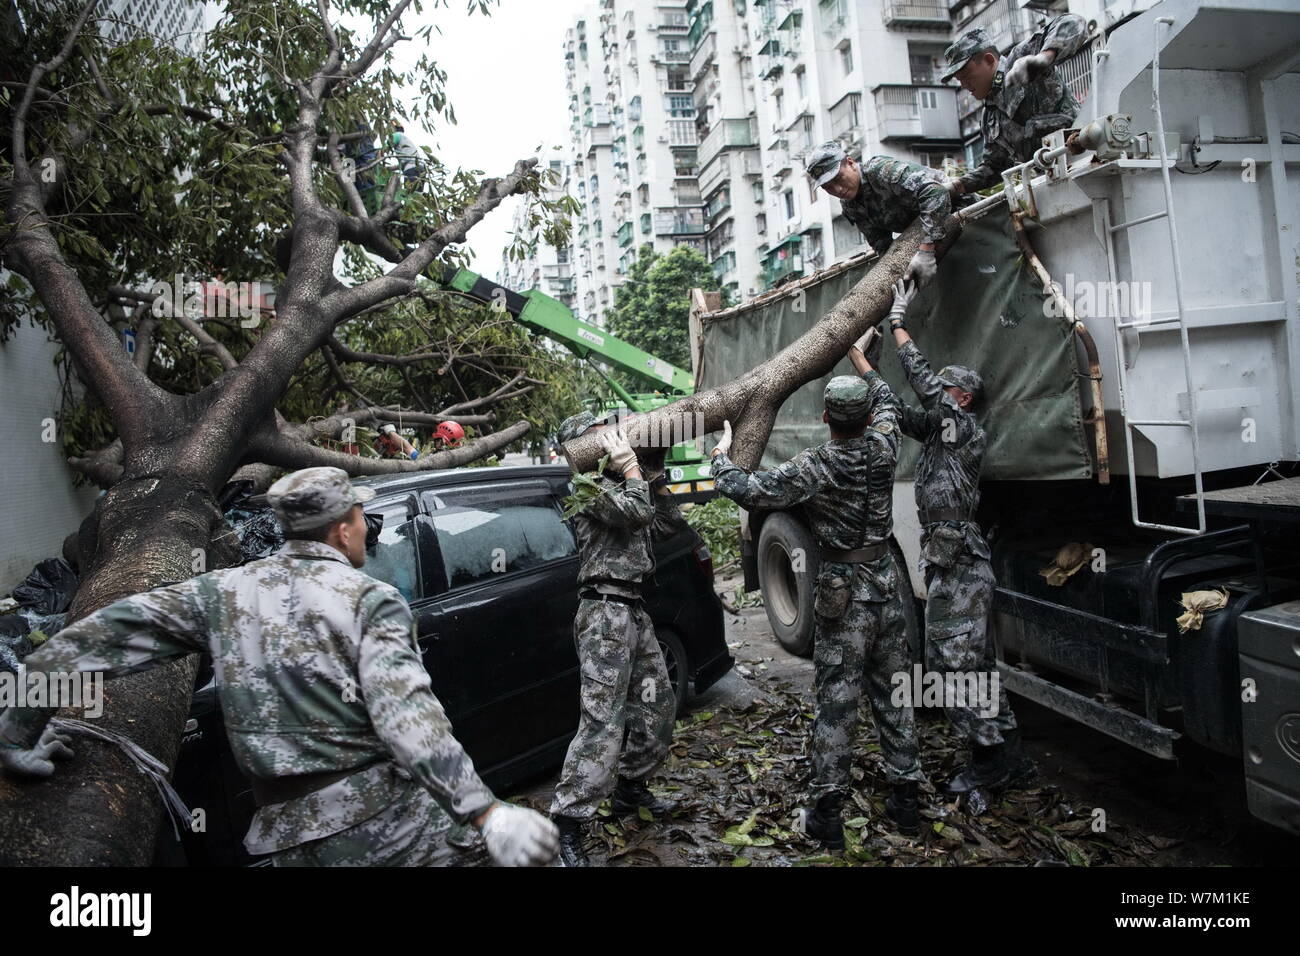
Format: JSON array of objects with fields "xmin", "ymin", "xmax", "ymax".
[
  {"xmin": 658, "ymin": 48, "xmax": 692, "ymax": 63},
  {"xmin": 712, "ymin": 251, "xmax": 736, "ymax": 282},
  {"xmin": 883, "ymin": 0, "xmax": 951, "ymax": 28},
  {"xmin": 705, "ymin": 190, "xmax": 731, "ymax": 222},
  {"xmin": 872, "ymin": 84, "xmax": 961, "ymax": 144},
  {"xmin": 582, "ymin": 125, "xmax": 614, "ymax": 155},
  {"xmin": 740, "ymin": 149, "xmax": 763, "ymax": 176},
  {"xmin": 688, "ymin": 0, "xmax": 714, "ymax": 50},
  {"xmin": 698, "ymin": 151, "xmax": 731, "ymax": 198},
  {"xmin": 762, "ymin": 235, "xmax": 803, "ymax": 289},
  {"xmin": 698, "ymin": 117, "xmax": 758, "ymax": 169},
  {"xmin": 690, "ymin": 31, "xmax": 717, "ymax": 83},
  {"xmin": 954, "ymin": 0, "xmax": 1033, "ymax": 55},
  {"xmin": 659, "ymin": 13, "xmax": 689, "ymax": 33},
  {"xmin": 665, "ymin": 119, "xmax": 699, "ymax": 147},
  {"xmin": 640, "ymin": 212, "xmax": 652, "ymax": 234},
  {"xmin": 655, "ymin": 207, "xmax": 706, "ymax": 235}
]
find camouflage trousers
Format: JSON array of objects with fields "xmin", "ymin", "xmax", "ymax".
[
  {"xmin": 270, "ymin": 779, "xmax": 457, "ymax": 866},
  {"xmin": 923, "ymin": 554, "xmax": 1016, "ymax": 746},
  {"xmin": 550, "ymin": 598, "xmax": 675, "ymax": 820},
  {"xmin": 811, "ymin": 586, "xmax": 924, "ymax": 797}
]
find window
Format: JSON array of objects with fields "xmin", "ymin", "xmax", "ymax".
[
  {"xmin": 362, "ymin": 500, "xmax": 422, "ymax": 602},
  {"xmin": 773, "ymin": 89, "xmax": 784, "ymax": 121},
  {"xmin": 783, "ymin": 189, "xmax": 795, "ymax": 220},
  {"xmin": 422, "ymin": 484, "xmax": 576, "ymax": 592},
  {"xmin": 795, "ymin": 67, "xmax": 807, "ymax": 100},
  {"xmin": 840, "ymin": 41, "xmax": 853, "ymax": 75},
  {"xmin": 919, "ymin": 89, "xmax": 938, "ymax": 110},
  {"xmin": 801, "ymin": 114, "xmax": 815, "ymax": 149},
  {"xmin": 668, "ymin": 94, "xmax": 694, "ymax": 117}
]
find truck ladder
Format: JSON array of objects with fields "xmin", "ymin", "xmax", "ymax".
[{"xmin": 1106, "ymin": 16, "xmax": 1206, "ymax": 536}]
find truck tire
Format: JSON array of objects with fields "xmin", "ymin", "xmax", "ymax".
[{"xmin": 757, "ymin": 512, "xmax": 819, "ymax": 657}]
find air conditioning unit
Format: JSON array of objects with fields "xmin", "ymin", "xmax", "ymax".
[{"xmin": 657, "ymin": 134, "xmax": 669, "ymax": 143}]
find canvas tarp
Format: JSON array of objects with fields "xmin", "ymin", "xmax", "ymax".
[{"xmin": 697, "ymin": 216, "xmax": 1092, "ymax": 481}]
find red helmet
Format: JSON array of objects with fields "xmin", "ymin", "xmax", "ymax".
[{"xmin": 435, "ymin": 421, "xmax": 465, "ymax": 444}]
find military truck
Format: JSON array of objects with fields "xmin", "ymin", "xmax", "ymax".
[{"xmin": 693, "ymin": 0, "xmax": 1300, "ymax": 834}]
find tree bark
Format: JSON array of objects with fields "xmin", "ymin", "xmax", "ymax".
[
  {"xmin": 0, "ymin": 478, "xmax": 237, "ymax": 865},
  {"xmin": 561, "ymin": 217, "xmax": 961, "ymax": 472}
]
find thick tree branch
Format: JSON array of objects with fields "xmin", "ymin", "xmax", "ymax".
[{"xmin": 562, "ymin": 217, "xmax": 963, "ymax": 472}]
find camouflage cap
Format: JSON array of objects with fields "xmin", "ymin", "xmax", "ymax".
[
  {"xmin": 267, "ymin": 466, "xmax": 376, "ymax": 533},
  {"xmin": 806, "ymin": 140, "xmax": 848, "ymax": 188},
  {"xmin": 941, "ymin": 28, "xmax": 995, "ymax": 83},
  {"xmin": 824, "ymin": 374, "xmax": 874, "ymax": 425},
  {"xmin": 557, "ymin": 411, "xmax": 600, "ymax": 447},
  {"xmin": 937, "ymin": 364, "xmax": 984, "ymax": 400}
]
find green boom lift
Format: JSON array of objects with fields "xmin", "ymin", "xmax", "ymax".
[{"xmin": 427, "ymin": 263, "xmax": 716, "ymax": 501}]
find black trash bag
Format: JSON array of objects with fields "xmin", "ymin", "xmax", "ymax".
[
  {"xmin": 0, "ymin": 613, "xmax": 35, "ymax": 674},
  {"xmin": 224, "ymin": 506, "xmax": 285, "ymax": 563},
  {"xmin": 11, "ymin": 557, "xmax": 78, "ymax": 615},
  {"xmin": 217, "ymin": 478, "xmax": 257, "ymax": 511}
]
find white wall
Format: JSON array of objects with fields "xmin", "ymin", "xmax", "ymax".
[{"xmin": 0, "ymin": 320, "xmax": 100, "ymax": 592}]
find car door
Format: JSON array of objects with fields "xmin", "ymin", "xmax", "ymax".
[{"xmin": 412, "ymin": 479, "xmax": 581, "ymax": 777}]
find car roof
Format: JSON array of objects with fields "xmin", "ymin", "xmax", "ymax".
[{"xmin": 352, "ymin": 463, "xmax": 572, "ymax": 499}]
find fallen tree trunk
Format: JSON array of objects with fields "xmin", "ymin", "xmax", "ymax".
[{"xmin": 562, "ymin": 216, "xmax": 962, "ymax": 472}]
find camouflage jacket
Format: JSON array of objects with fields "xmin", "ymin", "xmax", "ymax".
[
  {"xmin": 0, "ymin": 539, "xmax": 496, "ymax": 854},
  {"xmin": 711, "ymin": 371, "xmax": 903, "ymax": 601},
  {"xmin": 840, "ymin": 156, "xmax": 952, "ymax": 256},
  {"xmin": 959, "ymin": 14, "xmax": 1088, "ymax": 192},
  {"xmin": 572, "ymin": 474, "xmax": 688, "ymax": 599},
  {"xmin": 897, "ymin": 340, "xmax": 991, "ymax": 560}
]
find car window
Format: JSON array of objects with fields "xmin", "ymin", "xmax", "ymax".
[
  {"xmin": 362, "ymin": 500, "xmax": 421, "ymax": 602},
  {"xmin": 422, "ymin": 483, "xmax": 576, "ymax": 591}
]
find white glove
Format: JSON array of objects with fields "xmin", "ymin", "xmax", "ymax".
[
  {"xmin": 888, "ymin": 276, "xmax": 918, "ymax": 321},
  {"xmin": 598, "ymin": 427, "xmax": 638, "ymax": 475},
  {"xmin": 710, "ymin": 420, "xmax": 733, "ymax": 458},
  {"xmin": 0, "ymin": 726, "xmax": 74, "ymax": 777},
  {"xmin": 905, "ymin": 249, "xmax": 937, "ymax": 288},
  {"xmin": 853, "ymin": 326, "xmax": 883, "ymax": 368},
  {"xmin": 1006, "ymin": 51, "xmax": 1053, "ymax": 87},
  {"xmin": 480, "ymin": 803, "xmax": 559, "ymax": 867}
]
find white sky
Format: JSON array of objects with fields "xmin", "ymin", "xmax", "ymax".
[{"xmin": 359, "ymin": 0, "xmax": 590, "ymax": 276}]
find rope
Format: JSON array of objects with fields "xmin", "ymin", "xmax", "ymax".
[{"xmin": 50, "ymin": 717, "xmax": 193, "ymax": 840}]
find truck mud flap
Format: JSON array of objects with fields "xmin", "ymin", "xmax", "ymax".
[
  {"xmin": 1237, "ymin": 600, "xmax": 1300, "ymax": 836},
  {"xmin": 998, "ymin": 662, "xmax": 1179, "ymax": 759}
]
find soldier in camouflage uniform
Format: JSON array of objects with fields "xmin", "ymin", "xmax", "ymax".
[
  {"xmin": 885, "ymin": 279, "xmax": 1031, "ymax": 794},
  {"xmin": 0, "ymin": 467, "xmax": 559, "ymax": 867},
  {"xmin": 709, "ymin": 353, "xmax": 925, "ymax": 844},
  {"xmin": 551, "ymin": 410, "xmax": 687, "ymax": 867},
  {"xmin": 943, "ymin": 15, "xmax": 1089, "ymax": 196},
  {"xmin": 806, "ymin": 141, "xmax": 953, "ymax": 287}
]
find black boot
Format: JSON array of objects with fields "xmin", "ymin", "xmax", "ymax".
[
  {"xmin": 946, "ymin": 730, "xmax": 1035, "ymax": 794},
  {"xmin": 555, "ymin": 815, "xmax": 590, "ymax": 867},
  {"xmin": 611, "ymin": 777, "xmax": 673, "ymax": 817},
  {"xmin": 946, "ymin": 743, "xmax": 1003, "ymax": 795},
  {"xmin": 803, "ymin": 793, "xmax": 846, "ymax": 850},
  {"xmin": 1000, "ymin": 728, "xmax": 1036, "ymax": 789},
  {"xmin": 885, "ymin": 781, "xmax": 920, "ymax": 837}
]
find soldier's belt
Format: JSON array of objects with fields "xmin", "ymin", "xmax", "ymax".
[
  {"xmin": 820, "ymin": 542, "xmax": 888, "ymax": 564},
  {"xmin": 580, "ymin": 588, "xmax": 643, "ymax": 605},
  {"xmin": 251, "ymin": 758, "xmax": 386, "ymax": 808},
  {"xmin": 918, "ymin": 507, "xmax": 974, "ymax": 525}
]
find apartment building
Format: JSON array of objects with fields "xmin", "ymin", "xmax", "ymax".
[
  {"xmin": 103, "ymin": 0, "xmax": 211, "ymax": 54},
  {"xmin": 563, "ymin": 1, "xmax": 712, "ymax": 328},
  {"xmin": 570, "ymin": 0, "xmax": 1122, "ymax": 302},
  {"xmin": 497, "ymin": 151, "xmax": 580, "ymax": 313}
]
